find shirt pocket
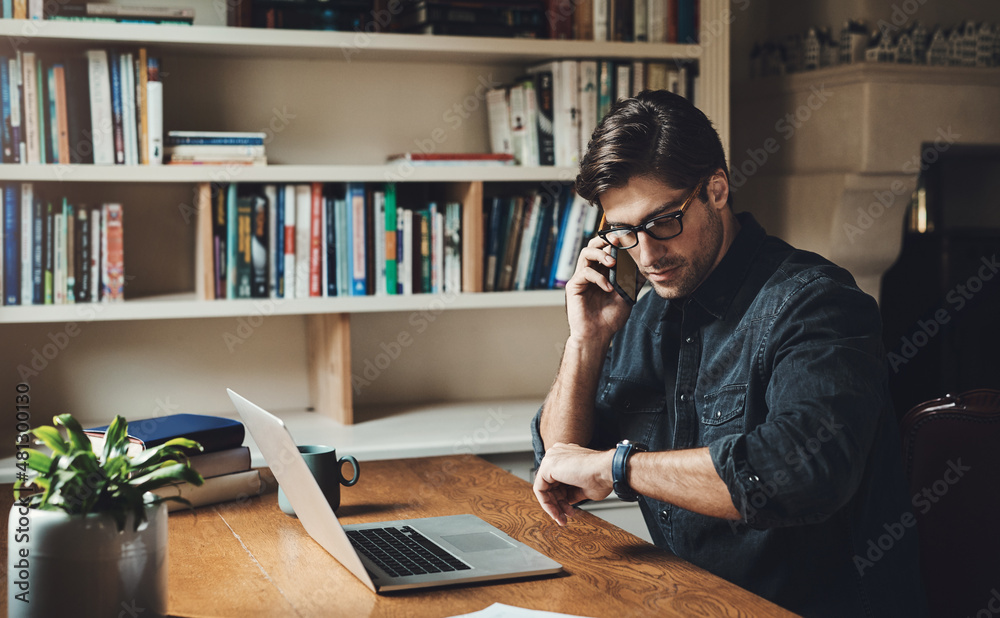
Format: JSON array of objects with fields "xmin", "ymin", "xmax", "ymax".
[
  {"xmin": 600, "ymin": 376, "xmax": 667, "ymax": 414},
  {"xmin": 700, "ymin": 384, "xmax": 748, "ymax": 435}
]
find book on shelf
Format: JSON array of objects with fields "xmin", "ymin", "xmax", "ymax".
[
  {"xmin": 0, "ymin": 183, "xmax": 125, "ymax": 306},
  {"xmin": 186, "ymin": 445, "xmax": 252, "ymax": 479},
  {"xmin": 154, "ymin": 468, "xmax": 263, "ymax": 512},
  {"xmin": 85, "ymin": 413, "xmax": 246, "ymax": 458},
  {"xmin": 488, "ymin": 57, "xmax": 697, "ymax": 167},
  {"xmin": 387, "ymin": 152, "xmax": 515, "ymax": 165},
  {"xmin": 390, "ymin": 0, "xmax": 546, "ymax": 38},
  {"xmin": 196, "ymin": 182, "xmax": 467, "ymax": 300},
  {"xmin": 166, "ymin": 130, "xmax": 268, "ymax": 165},
  {"xmin": 44, "ymin": 2, "xmax": 195, "ymax": 24}
]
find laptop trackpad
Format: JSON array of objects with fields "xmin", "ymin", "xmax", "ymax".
[{"xmin": 441, "ymin": 532, "xmax": 514, "ymax": 553}]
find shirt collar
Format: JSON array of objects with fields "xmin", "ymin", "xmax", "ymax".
[{"xmin": 686, "ymin": 212, "xmax": 767, "ymax": 320}]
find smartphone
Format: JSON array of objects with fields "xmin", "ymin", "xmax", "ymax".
[{"xmin": 608, "ymin": 245, "xmax": 642, "ymax": 305}]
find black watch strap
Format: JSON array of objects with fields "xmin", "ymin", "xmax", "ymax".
[{"xmin": 612, "ymin": 440, "xmax": 647, "ymax": 502}]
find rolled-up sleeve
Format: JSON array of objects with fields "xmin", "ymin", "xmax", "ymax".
[{"xmin": 710, "ymin": 275, "xmax": 889, "ymax": 529}]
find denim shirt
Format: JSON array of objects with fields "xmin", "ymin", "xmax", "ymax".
[{"xmin": 532, "ymin": 213, "xmax": 927, "ymax": 617}]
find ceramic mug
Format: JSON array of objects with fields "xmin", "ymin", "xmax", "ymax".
[{"xmin": 278, "ymin": 445, "xmax": 360, "ymax": 517}]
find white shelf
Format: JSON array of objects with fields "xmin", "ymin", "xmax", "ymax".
[
  {"xmin": 0, "ymin": 290, "xmax": 567, "ymax": 323},
  {"xmin": 0, "ymin": 20, "xmax": 701, "ymax": 63},
  {"xmin": 0, "ymin": 164, "xmax": 583, "ymax": 184},
  {"xmin": 0, "ymin": 399, "xmax": 541, "ymax": 484}
]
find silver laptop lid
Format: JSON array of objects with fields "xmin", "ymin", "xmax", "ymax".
[{"xmin": 227, "ymin": 389, "xmax": 376, "ymax": 592}]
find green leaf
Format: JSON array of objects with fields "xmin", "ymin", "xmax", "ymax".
[
  {"xmin": 24, "ymin": 449, "xmax": 54, "ymax": 475},
  {"xmin": 102, "ymin": 416, "xmax": 131, "ymax": 462},
  {"xmin": 131, "ymin": 462, "xmax": 204, "ymax": 493},
  {"xmin": 54, "ymin": 414, "xmax": 94, "ymax": 453},
  {"xmin": 30, "ymin": 425, "xmax": 69, "ymax": 455}
]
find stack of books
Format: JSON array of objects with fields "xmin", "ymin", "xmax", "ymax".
[
  {"xmin": 392, "ymin": 0, "xmax": 547, "ymax": 38},
  {"xmin": 487, "ymin": 58, "xmax": 695, "ymax": 167},
  {"xmin": 45, "ymin": 3, "xmax": 195, "ymax": 25},
  {"xmin": 85, "ymin": 413, "xmax": 261, "ymax": 512},
  {"xmin": 196, "ymin": 182, "xmax": 463, "ymax": 300},
  {"xmin": 166, "ymin": 131, "xmax": 267, "ymax": 166},
  {"xmin": 2, "ymin": 183, "xmax": 125, "ymax": 306},
  {"xmin": 482, "ymin": 183, "xmax": 596, "ymax": 292}
]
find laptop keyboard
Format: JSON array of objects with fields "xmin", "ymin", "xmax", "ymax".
[{"xmin": 346, "ymin": 525, "xmax": 472, "ymax": 578}]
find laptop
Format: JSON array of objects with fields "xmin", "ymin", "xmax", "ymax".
[{"xmin": 227, "ymin": 389, "xmax": 562, "ymax": 592}]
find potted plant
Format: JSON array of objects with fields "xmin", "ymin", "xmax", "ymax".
[{"xmin": 9, "ymin": 414, "xmax": 204, "ymax": 618}]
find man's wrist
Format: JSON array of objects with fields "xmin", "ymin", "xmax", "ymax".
[{"xmin": 612, "ymin": 440, "xmax": 647, "ymax": 502}]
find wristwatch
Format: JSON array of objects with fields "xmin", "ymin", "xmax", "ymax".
[{"xmin": 612, "ymin": 440, "xmax": 647, "ymax": 502}]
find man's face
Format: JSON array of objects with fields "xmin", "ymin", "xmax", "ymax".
[{"xmin": 600, "ymin": 175, "xmax": 729, "ymax": 300}]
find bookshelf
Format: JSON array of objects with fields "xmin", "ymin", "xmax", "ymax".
[{"xmin": 0, "ymin": 1, "xmax": 729, "ymax": 458}]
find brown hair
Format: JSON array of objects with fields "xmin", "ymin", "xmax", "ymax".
[{"xmin": 575, "ymin": 90, "xmax": 729, "ymax": 207}]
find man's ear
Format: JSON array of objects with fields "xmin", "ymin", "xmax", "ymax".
[{"xmin": 709, "ymin": 169, "xmax": 730, "ymax": 209}]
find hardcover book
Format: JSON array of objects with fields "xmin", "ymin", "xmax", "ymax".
[{"xmin": 85, "ymin": 413, "xmax": 246, "ymax": 458}]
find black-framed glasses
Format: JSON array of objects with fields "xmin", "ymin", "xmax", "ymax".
[{"xmin": 597, "ymin": 178, "xmax": 706, "ymax": 249}]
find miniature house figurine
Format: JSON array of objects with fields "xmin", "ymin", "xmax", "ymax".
[
  {"xmin": 927, "ymin": 27, "xmax": 949, "ymax": 66},
  {"xmin": 976, "ymin": 22, "xmax": 995, "ymax": 67},
  {"xmin": 947, "ymin": 27, "xmax": 964, "ymax": 65},
  {"xmin": 820, "ymin": 27, "xmax": 839, "ymax": 67},
  {"xmin": 962, "ymin": 20, "xmax": 977, "ymax": 65},
  {"xmin": 867, "ymin": 30, "xmax": 896, "ymax": 63},
  {"xmin": 897, "ymin": 31, "xmax": 915, "ymax": 64},
  {"xmin": 839, "ymin": 20, "xmax": 869, "ymax": 64},
  {"xmin": 803, "ymin": 28, "xmax": 820, "ymax": 70},
  {"xmin": 784, "ymin": 34, "xmax": 804, "ymax": 72},
  {"xmin": 912, "ymin": 22, "xmax": 928, "ymax": 64}
]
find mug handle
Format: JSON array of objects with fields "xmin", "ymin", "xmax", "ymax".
[{"xmin": 338, "ymin": 455, "xmax": 360, "ymax": 487}]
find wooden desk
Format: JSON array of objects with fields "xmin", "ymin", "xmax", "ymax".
[{"xmin": 2, "ymin": 455, "xmax": 795, "ymax": 617}]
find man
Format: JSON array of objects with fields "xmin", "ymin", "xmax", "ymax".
[{"xmin": 531, "ymin": 90, "xmax": 926, "ymax": 616}]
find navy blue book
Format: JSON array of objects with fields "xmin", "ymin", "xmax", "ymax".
[
  {"xmin": 3, "ymin": 184, "xmax": 19, "ymax": 305},
  {"xmin": 85, "ymin": 413, "xmax": 246, "ymax": 457}
]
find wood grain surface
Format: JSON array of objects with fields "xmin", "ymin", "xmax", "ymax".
[{"xmin": 1, "ymin": 455, "xmax": 797, "ymax": 617}]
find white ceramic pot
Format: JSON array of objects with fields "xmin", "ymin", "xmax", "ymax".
[{"xmin": 7, "ymin": 500, "xmax": 168, "ymax": 618}]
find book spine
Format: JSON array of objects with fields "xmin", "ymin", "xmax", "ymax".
[
  {"xmin": 515, "ymin": 193, "xmax": 541, "ymax": 291},
  {"xmin": 485, "ymin": 87, "xmax": 512, "ymax": 156},
  {"xmin": 19, "ymin": 183, "xmax": 31, "ymax": 303},
  {"xmin": 46, "ymin": 65, "xmax": 58, "ymax": 163},
  {"xmin": 146, "ymin": 57, "xmax": 162, "ymax": 165},
  {"xmin": 372, "ymin": 189, "xmax": 385, "ymax": 296},
  {"xmin": 86, "ymin": 50, "xmax": 114, "ymax": 165},
  {"xmin": 34, "ymin": 56, "xmax": 46, "ymax": 163},
  {"xmin": 54, "ymin": 64, "xmax": 70, "ymax": 164},
  {"xmin": 155, "ymin": 469, "xmax": 262, "ymax": 512},
  {"xmin": 250, "ymin": 192, "xmax": 267, "ymax": 298},
  {"xmin": 293, "ymin": 184, "xmax": 310, "ymax": 298},
  {"xmin": 121, "ymin": 52, "xmax": 137, "ymax": 165},
  {"xmin": 108, "ymin": 51, "xmax": 124, "ymax": 164},
  {"xmin": 21, "ymin": 52, "xmax": 37, "ymax": 164},
  {"xmin": 282, "ymin": 184, "xmax": 296, "ymax": 299},
  {"xmin": 578, "ymin": 60, "xmax": 598, "ymax": 163},
  {"xmin": 31, "ymin": 199, "xmax": 41, "ymax": 303},
  {"xmin": 101, "ymin": 203, "xmax": 123, "ymax": 301},
  {"xmin": 308, "ymin": 182, "xmax": 322, "ymax": 297},
  {"xmin": 556, "ymin": 60, "xmax": 580, "ymax": 167},
  {"xmin": 76, "ymin": 207, "xmax": 89, "ymax": 303},
  {"xmin": 65, "ymin": 203, "xmax": 74, "ymax": 303},
  {"xmin": 53, "ymin": 206, "xmax": 64, "ymax": 304},
  {"xmin": 225, "ymin": 183, "xmax": 237, "ymax": 299},
  {"xmin": 335, "ymin": 197, "xmax": 349, "ymax": 297},
  {"xmin": 384, "ymin": 183, "xmax": 397, "ymax": 295},
  {"xmin": 400, "ymin": 208, "xmax": 411, "ymax": 295},
  {"xmin": 43, "ymin": 201, "xmax": 53, "ymax": 303},
  {"xmin": 10, "ymin": 54, "xmax": 21, "ymax": 163},
  {"xmin": 88, "ymin": 206, "xmax": 100, "ymax": 301},
  {"xmin": 0, "ymin": 57, "xmax": 11, "ymax": 163},
  {"xmin": 137, "ymin": 48, "xmax": 148, "ymax": 165},
  {"xmin": 167, "ymin": 136, "xmax": 265, "ymax": 146},
  {"xmin": 185, "ymin": 446, "xmax": 252, "ymax": 480},
  {"xmin": 634, "ymin": 0, "xmax": 648, "ymax": 42},
  {"xmin": 519, "ymin": 79, "xmax": 539, "ymax": 167},
  {"xmin": 554, "ymin": 193, "xmax": 588, "ymax": 287},
  {"xmin": 211, "ymin": 185, "xmax": 226, "ymax": 299},
  {"xmin": 235, "ymin": 195, "xmax": 252, "ymax": 298},
  {"xmin": 432, "ymin": 205, "xmax": 444, "ymax": 294},
  {"xmin": 264, "ymin": 184, "xmax": 277, "ymax": 299},
  {"xmin": 3, "ymin": 184, "xmax": 18, "ymax": 305},
  {"xmin": 348, "ymin": 183, "xmax": 366, "ymax": 296},
  {"xmin": 594, "ymin": 0, "xmax": 608, "ymax": 41},
  {"xmin": 324, "ymin": 189, "xmax": 335, "ymax": 296},
  {"xmin": 534, "ymin": 71, "xmax": 555, "ymax": 166}
]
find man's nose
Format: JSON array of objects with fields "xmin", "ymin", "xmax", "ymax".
[{"xmin": 634, "ymin": 232, "xmax": 663, "ymax": 268}]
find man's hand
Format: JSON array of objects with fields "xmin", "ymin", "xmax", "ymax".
[
  {"xmin": 564, "ymin": 236, "xmax": 635, "ymax": 346},
  {"xmin": 533, "ymin": 443, "xmax": 615, "ymax": 526}
]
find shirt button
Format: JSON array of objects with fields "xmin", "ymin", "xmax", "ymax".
[
  {"xmin": 680, "ymin": 394, "xmax": 687, "ymax": 402},
  {"xmin": 659, "ymin": 510, "xmax": 669, "ymax": 522},
  {"xmin": 685, "ymin": 337, "xmax": 693, "ymax": 344},
  {"xmin": 715, "ymin": 411, "xmax": 722, "ymax": 418},
  {"xmin": 749, "ymin": 475, "xmax": 760, "ymax": 483}
]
